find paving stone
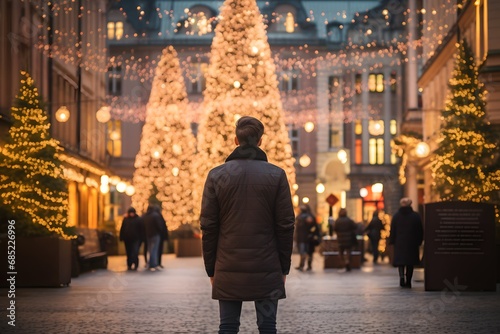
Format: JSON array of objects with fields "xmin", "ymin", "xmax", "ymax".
[{"xmin": 0, "ymin": 254, "xmax": 499, "ymax": 333}]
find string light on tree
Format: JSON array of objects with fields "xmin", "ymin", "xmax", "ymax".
[
  {"xmin": 131, "ymin": 46, "xmax": 196, "ymax": 229},
  {"xmin": 0, "ymin": 71, "xmax": 72, "ymax": 239},
  {"xmin": 430, "ymin": 40, "xmax": 500, "ymax": 208}
]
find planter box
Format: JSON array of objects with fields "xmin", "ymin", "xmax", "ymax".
[
  {"xmin": 174, "ymin": 238, "xmax": 202, "ymax": 257},
  {"xmin": 1, "ymin": 237, "xmax": 72, "ymax": 287}
]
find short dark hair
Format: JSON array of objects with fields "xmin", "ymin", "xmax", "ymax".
[{"xmin": 235, "ymin": 116, "xmax": 264, "ymax": 146}]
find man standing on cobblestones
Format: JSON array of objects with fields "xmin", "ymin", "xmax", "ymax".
[{"xmin": 201, "ymin": 116, "xmax": 295, "ymax": 334}]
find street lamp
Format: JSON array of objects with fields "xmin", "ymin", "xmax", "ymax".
[
  {"xmin": 316, "ymin": 182, "xmax": 325, "ymax": 194},
  {"xmin": 55, "ymin": 106, "xmax": 70, "ymax": 122}
]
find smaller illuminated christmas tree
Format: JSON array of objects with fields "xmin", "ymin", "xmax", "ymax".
[
  {"xmin": 0, "ymin": 71, "xmax": 72, "ymax": 238},
  {"xmin": 431, "ymin": 40, "xmax": 500, "ymax": 204},
  {"xmin": 131, "ymin": 46, "xmax": 196, "ymax": 229}
]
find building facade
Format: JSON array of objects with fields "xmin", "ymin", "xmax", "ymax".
[
  {"xmin": 415, "ymin": 0, "xmax": 499, "ymax": 204},
  {"xmin": 0, "ymin": 0, "xmax": 128, "ymax": 230},
  {"xmin": 106, "ymin": 0, "xmax": 412, "ymax": 224}
]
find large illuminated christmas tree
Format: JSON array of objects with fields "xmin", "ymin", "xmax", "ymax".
[
  {"xmin": 431, "ymin": 40, "xmax": 500, "ymax": 203},
  {"xmin": 194, "ymin": 0, "xmax": 296, "ymax": 212},
  {"xmin": 132, "ymin": 46, "xmax": 196, "ymax": 229},
  {"xmin": 0, "ymin": 71, "xmax": 71, "ymax": 238}
]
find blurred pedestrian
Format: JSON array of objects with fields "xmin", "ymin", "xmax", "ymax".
[
  {"xmin": 388, "ymin": 198, "xmax": 423, "ymax": 288},
  {"xmin": 365, "ymin": 211, "xmax": 384, "ymax": 264},
  {"xmin": 294, "ymin": 204, "xmax": 315, "ymax": 271},
  {"xmin": 333, "ymin": 208, "xmax": 357, "ymax": 271},
  {"xmin": 154, "ymin": 206, "xmax": 169, "ymax": 268},
  {"xmin": 201, "ymin": 116, "xmax": 295, "ymax": 334},
  {"xmin": 142, "ymin": 204, "xmax": 165, "ymax": 271},
  {"xmin": 119, "ymin": 207, "xmax": 143, "ymax": 271}
]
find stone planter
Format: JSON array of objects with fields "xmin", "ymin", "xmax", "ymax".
[
  {"xmin": 1, "ymin": 237, "xmax": 72, "ymax": 287},
  {"xmin": 174, "ymin": 238, "xmax": 202, "ymax": 257}
]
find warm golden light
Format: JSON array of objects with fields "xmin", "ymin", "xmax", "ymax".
[
  {"xmin": 304, "ymin": 121, "xmax": 315, "ymax": 132},
  {"xmin": 337, "ymin": 149, "xmax": 348, "ymax": 164},
  {"xmin": 116, "ymin": 181, "xmax": 127, "ymax": 193},
  {"xmin": 96, "ymin": 106, "xmax": 111, "ymax": 123},
  {"xmin": 415, "ymin": 142, "xmax": 430, "ymax": 158},
  {"xmin": 316, "ymin": 183, "xmax": 325, "ymax": 194},
  {"xmin": 299, "ymin": 154, "xmax": 311, "ymax": 167},
  {"xmin": 55, "ymin": 106, "xmax": 70, "ymax": 122},
  {"xmin": 360, "ymin": 188, "xmax": 368, "ymax": 198}
]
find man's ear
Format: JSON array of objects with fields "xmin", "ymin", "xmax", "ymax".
[
  {"xmin": 234, "ymin": 137, "xmax": 240, "ymax": 146},
  {"xmin": 257, "ymin": 138, "xmax": 262, "ymax": 147}
]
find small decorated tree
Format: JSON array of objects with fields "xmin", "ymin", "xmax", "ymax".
[
  {"xmin": 431, "ymin": 40, "xmax": 500, "ymax": 207},
  {"xmin": 0, "ymin": 71, "xmax": 72, "ymax": 239},
  {"xmin": 131, "ymin": 46, "xmax": 196, "ymax": 230}
]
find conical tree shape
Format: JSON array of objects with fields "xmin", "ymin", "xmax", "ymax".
[
  {"xmin": 132, "ymin": 46, "xmax": 196, "ymax": 229},
  {"xmin": 431, "ymin": 40, "xmax": 500, "ymax": 203},
  {"xmin": 194, "ymin": 0, "xmax": 296, "ymax": 214},
  {"xmin": 0, "ymin": 71, "xmax": 71, "ymax": 238}
]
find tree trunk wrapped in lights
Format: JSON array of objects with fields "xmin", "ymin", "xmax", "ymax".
[
  {"xmin": 430, "ymin": 40, "xmax": 500, "ymax": 207},
  {"xmin": 194, "ymin": 0, "xmax": 296, "ymax": 217},
  {"xmin": 132, "ymin": 46, "xmax": 196, "ymax": 229},
  {"xmin": 0, "ymin": 71, "xmax": 72, "ymax": 239}
]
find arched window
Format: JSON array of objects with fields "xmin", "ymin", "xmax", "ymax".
[
  {"xmin": 176, "ymin": 6, "xmax": 216, "ymax": 36},
  {"xmin": 327, "ymin": 23, "xmax": 343, "ymax": 44},
  {"xmin": 271, "ymin": 5, "xmax": 298, "ymax": 33}
]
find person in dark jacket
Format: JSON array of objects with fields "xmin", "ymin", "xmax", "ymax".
[
  {"xmin": 200, "ymin": 116, "xmax": 295, "ymax": 334},
  {"xmin": 142, "ymin": 204, "xmax": 165, "ymax": 271},
  {"xmin": 294, "ymin": 204, "xmax": 320, "ymax": 271},
  {"xmin": 154, "ymin": 206, "xmax": 169, "ymax": 268},
  {"xmin": 333, "ymin": 208, "xmax": 357, "ymax": 271},
  {"xmin": 119, "ymin": 207, "xmax": 143, "ymax": 270},
  {"xmin": 364, "ymin": 211, "xmax": 385, "ymax": 264},
  {"xmin": 388, "ymin": 198, "xmax": 423, "ymax": 288}
]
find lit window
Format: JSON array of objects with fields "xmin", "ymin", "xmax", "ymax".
[
  {"xmin": 368, "ymin": 120, "xmax": 384, "ymax": 136},
  {"xmin": 355, "ymin": 139, "xmax": 362, "ymax": 164},
  {"xmin": 354, "ymin": 120, "xmax": 362, "ymax": 135},
  {"xmin": 390, "ymin": 120, "xmax": 397, "ymax": 135},
  {"xmin": 285, "ymin": 12, "xmax": 295, "ymax": 33},
  {"xmin": 368, "ymin": 73, "xmax": 384, "ymax": 92},
  {"xmin": 107, "ymin": 21, "xmax": 123, "ymax": 40},
  {"xmin": 369, "ymin": 138, "xmax": 384, "ymax": 165},
  {"xmin": 390, "ymin": 71, "xmax": 397, "ymax": 92},
  {"xmin": 107, "ymin": 120, "xmax": 122, "ymax": 157},
  {"xmin": 390, "ymin": 139, "xmax": 398, "ymax": 164}
]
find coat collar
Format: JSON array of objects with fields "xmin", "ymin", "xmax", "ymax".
[{"xmin": 225, "ymin": 145, "xmax": 268, "ymax": 162}]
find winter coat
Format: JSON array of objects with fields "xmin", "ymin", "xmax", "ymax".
[
  {"xmin": 365, "ymin": 217, "xmax": 384, "ymax": 241},
  {"xmin": 200, "ymin": 145, "xmax": 295, "ymax": 301},
  {"xmin": 389, "ymin": 206, "xmax": 423, "ymax": 266},
  {"xmin": 142, "ymin": 209, "xmax": 167, "ymax": 240},
  {"xmin": 333, "ymin": 216, "xmax": 357, "ymax": 248},
  {"xmin": 119, "ymin": 214, "xmax": 143, "ymax": 242},
  {"xmin": 294, "ymin": 212, "xmax": 314, "ymax": 244}
]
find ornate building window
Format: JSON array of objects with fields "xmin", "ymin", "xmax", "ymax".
[
  {"xmin": 288, "ymin": 125, "xmax": 299, "ymax": 160},
  {"xmin": 177, "ymin": 6, "xmax": 216, "ymax": 36},
  {"xmin": 368, "ymin": 73, "xmax": 384, "ymax": 93},
  {"xmin": 271, "ymin": 5, "xmax": 298, "ymax": 33},
  {"xmin": 187, "ymin": 62, "xmax": 208, "ymax": 94},
  {"xmin": 107, "ymin": 21, "xmax": 123, "ymax": 40},
  {"xmin": 107, "ymin": 120, "xmax": 122, "ymax": 157}
]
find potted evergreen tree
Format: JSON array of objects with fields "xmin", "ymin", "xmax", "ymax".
[{"xmin": 0, "ymin": 71, "xmax": 74, "ymax": 287}]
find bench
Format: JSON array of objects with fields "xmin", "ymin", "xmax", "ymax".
[
  {"xmin": 75, "ymin": 228, "xmax": 108, "ymax": 273},
  {"xmin": 321, "ymin": 236, "xmax": 364, "ymax": 269}
]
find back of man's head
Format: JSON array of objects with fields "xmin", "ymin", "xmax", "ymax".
[
  {"xmin": 400, "ymin": 197, "xmax": 412, "ymax": 207},
  {"xmin": 235, "ymin": 116, "xmax": 264, "ymax": 146}
]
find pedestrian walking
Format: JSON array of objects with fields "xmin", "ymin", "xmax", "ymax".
[
  {"xmin": 333, "ymin": 208, "xmax": 357, "ymax": 271},
  {"xmin": 200, "ymin": 116, "xmax": 295, "ymax": 334},
  {"xmin": 119, "ymin": 207, "xmax": 143, "ymax": 271},
  {"xmin": 365, "ymin": 211, "xmax": 384, "ymax": 264},
  {"xmin": 388, "ymin": 197, "xmax": 423, "ymax": 288},
  {"xmin": 142, "ymin": 204, "xmax": 165, "ymax": 271},
  {"xmin": 294, "ymin": 204, "xmax": 320, "ymax": 271}
]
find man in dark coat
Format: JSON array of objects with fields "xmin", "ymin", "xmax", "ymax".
[
  {"xmin": 200, "ymin": 116, "xmax": 295, "ymax": 334},
  {"xmin": 364, "ymin": 211, "xmax": 385, "ymax": 264},
  {"xmin": 119, "ymin": 207, "xmax": 143, "ymax": 270},
  {"xmin": 333, "ymin": 208, "xmax": 357, "ymax": 271},
  {"xmin": 389, "ymin": 197, "xmax": 423, "ymax": 288},
  {"xmin": 142, "ymin": 204, "xmax": 165, "ymax": 271}
]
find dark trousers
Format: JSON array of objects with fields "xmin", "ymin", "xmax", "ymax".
[
  {"xmin": 124, "ymin": 240, "xmax": 140, "ymax": 269},
  {"xmin": 338, "ymin": 246, "xmax": 352, "ymax": 269},
  {"xmin": 158, "ymin": 237, "xmax": 165, "ymax": 266},
  {"xmin": 369, "ymin": 237, "xmax": 380, "ymax": 263},
  {"xmin": 219, "ymin": 299, "xmax": 278, "ymax": 334}
]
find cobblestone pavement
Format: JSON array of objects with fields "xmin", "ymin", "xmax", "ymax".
[{"xmin": 1, "ymin": 253, "xmax": 499, "ymax": 334}]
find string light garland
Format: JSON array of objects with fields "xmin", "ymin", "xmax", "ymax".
[
  {"xmin": 131, "ymin": 46, "xmax": 196, "ymax": 230},
  {"xmin": 0, "ymin": 71, "xmax": 73, "ymax": 239},
  {"xmin": 430, "ymin": 40, "xmax": 500, "ymax": 209}
]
